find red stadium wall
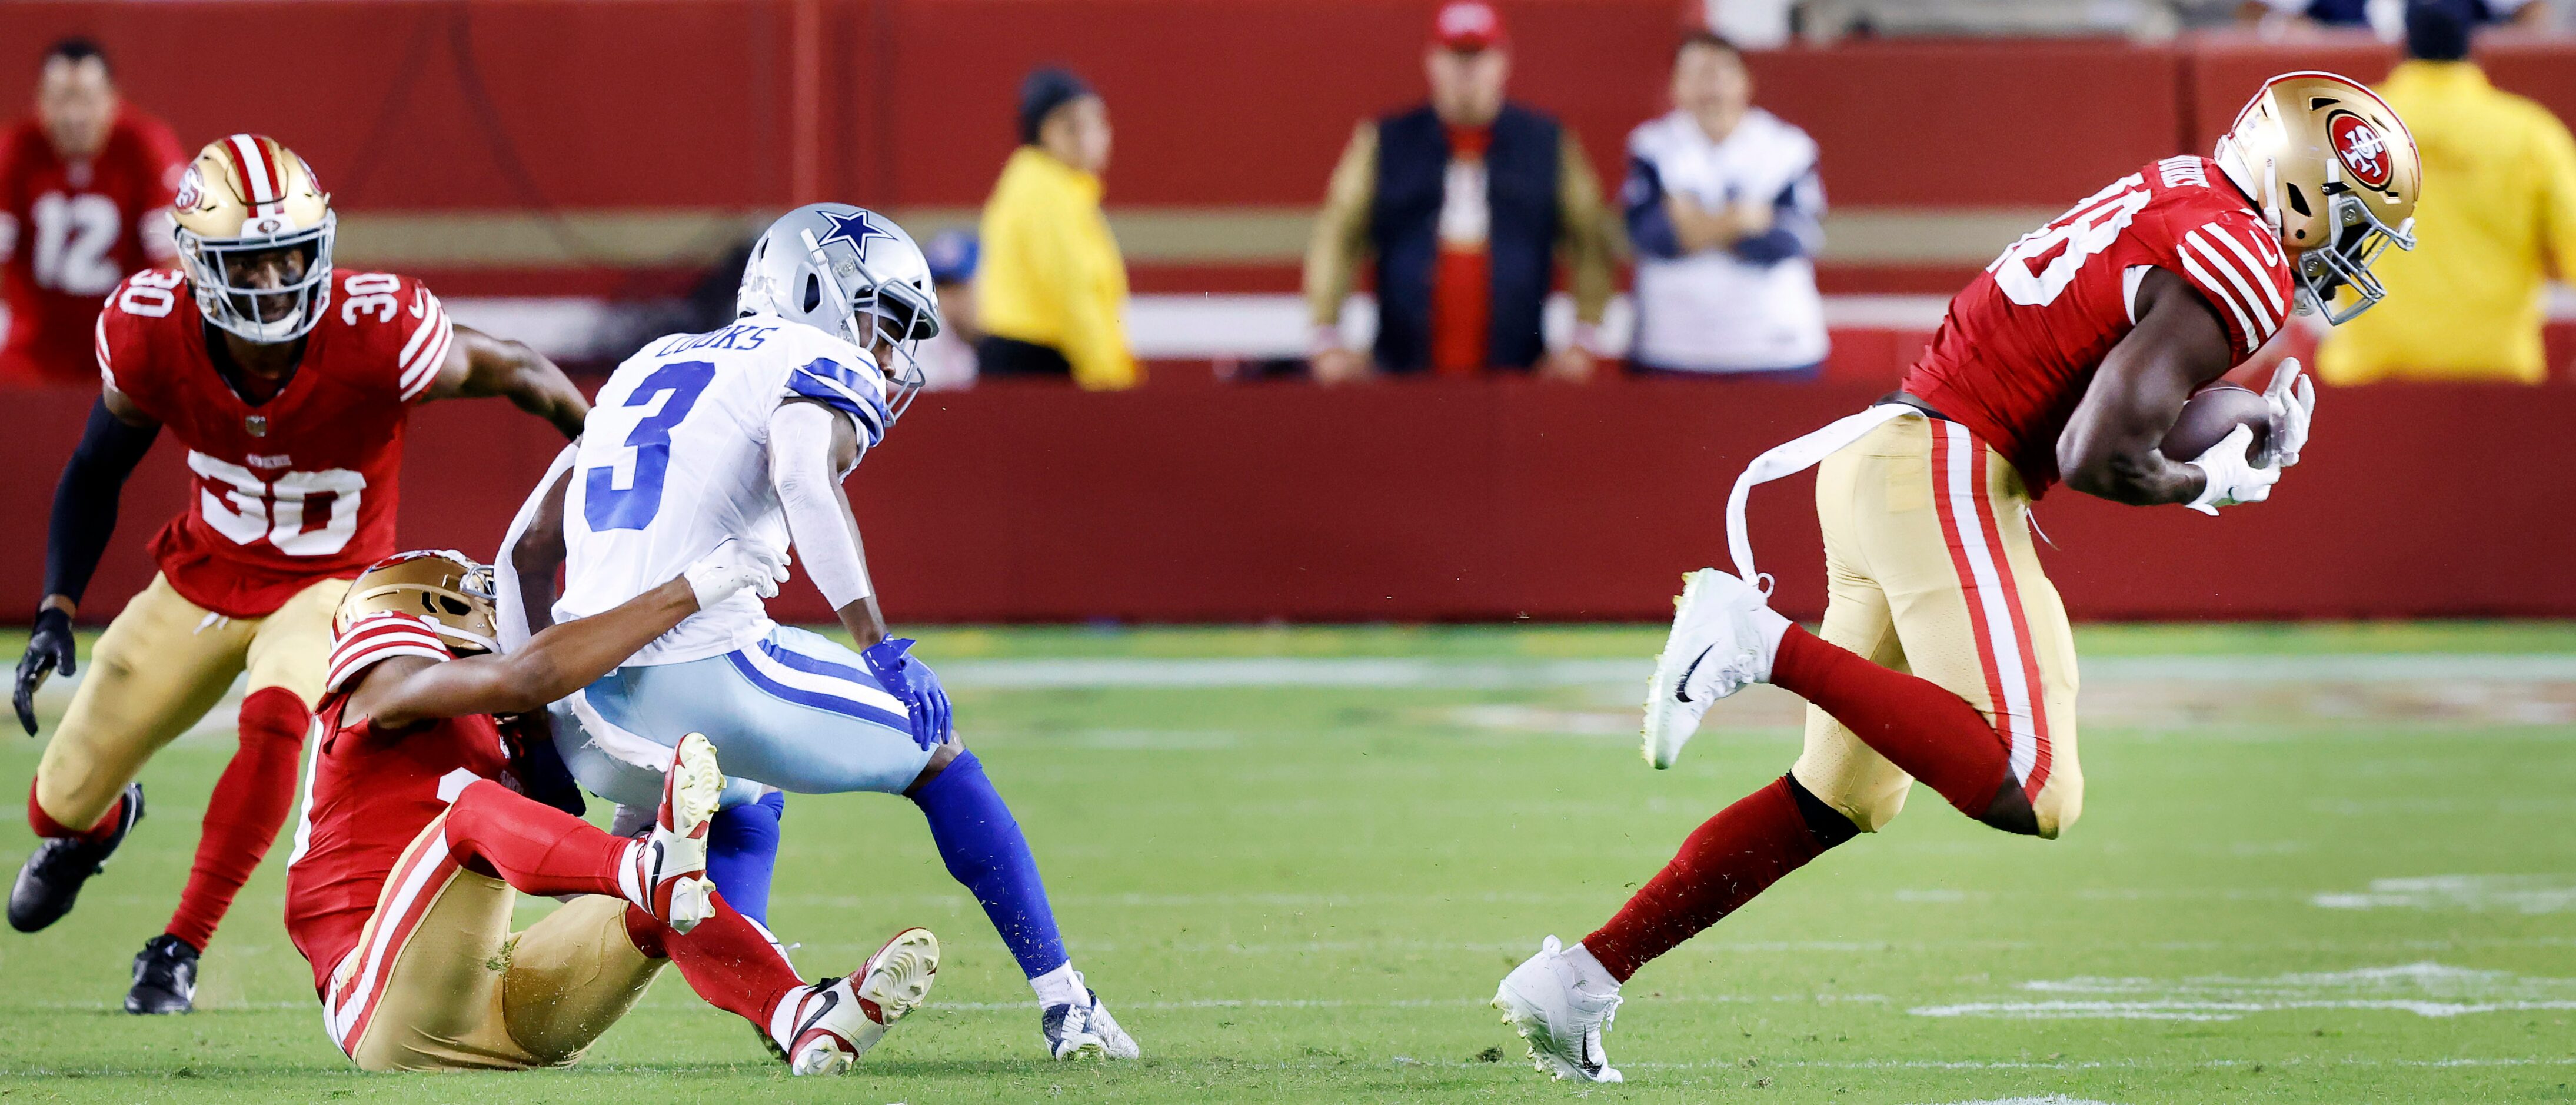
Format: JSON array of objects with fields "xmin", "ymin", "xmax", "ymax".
[
  {"xmin": 9, "ymin": 4, "xmax": 2574, "ymax": 212},
  {"xmin": 6, "ymin": 380, "xmax": 2570, "ymax": 624},
  {"xmin": 4, "ymin": 6, "xmax": 2574, "ymax": 622}
]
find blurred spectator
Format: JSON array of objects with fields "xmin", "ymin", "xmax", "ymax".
[
  {"xmin": 1705, "ymin": 0, "xmax": 1797, "ymax": 47},
  {"xmin": 2237, "ymin": 0, "xmax": 2545, "ymax": 33},
  {"xmin": 1303, "ymin": 1, "xmax": 1616, "ymax": 382},
  {"xmin": 2315, "ymin": 0, "xmax": 2576, "ymax": 384},
  {"xmin": 917, "ymin": 228, "xmax": 980, "ymax": 391},
  {"xmin": 1, "ymin": 39, "xmax": 184, "ymax": 386},
  {"xmin": 975, "ymin": 66, "xmax": 1139, "ymax": 390},
  {"xmin": 1622, "ymin": 32, "xmax": 1826, "ymax": 379}
]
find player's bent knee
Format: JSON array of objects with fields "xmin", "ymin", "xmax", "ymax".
[
  {"xmin": 1789, "ymin": 761, "xmax": 1909, "ymax": 833},
  {"xmin": 2032, "ymin": 776, "xmax": 2083, "ymax": 840}
]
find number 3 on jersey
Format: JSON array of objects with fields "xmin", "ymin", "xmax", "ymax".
[
  {"xmin": 584, "ymin": 360, "xmax": 717, "ymax": 530},
  {"xmin": 1989, "ymin": 173, "xmax": 2151, "ymax": 307}
]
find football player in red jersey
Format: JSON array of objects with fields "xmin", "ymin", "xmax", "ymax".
[
  {"xmin": 0, "ymin": 39, "xmax": 187, "ymax": 385},
  {"xmin": 1492, "ymin": 72, "xmax": 2419, "ymax": 1082},
  {"xmin": 287, "ymin": 545, "xmax": 939, "ymax": 1074},
  {"xmin": 6, "ymin": 133, "xmax": 590, "ymax": 1015}
]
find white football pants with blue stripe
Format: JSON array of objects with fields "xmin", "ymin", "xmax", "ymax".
[{"xmin": 551, "ymin": 624, "xmax": 937, "ymax": 810}]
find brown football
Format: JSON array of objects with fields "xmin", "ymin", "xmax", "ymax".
[{"xmin": 2159, "ymin": 382, "xmax": 2273, "ymax": 464}]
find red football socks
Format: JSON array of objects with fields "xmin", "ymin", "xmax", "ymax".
[
  {"xmin": 164, "ymin": 687, "xmax": 308, "ymax": 950},
  {"xmin": 439, "ymin": 780, "xmax": 631, "ymax": 899},
  {"xmin": 26, "ymin": 778, "xmax": 126, "ymax": 843},
  {"xmin": 633, "ymin": 898, "xmax": 806, "ymax": 1029},
  {"xmin": 1768, "ymin": 625, "xmax": 2013, "ymax": 818},
  {"xmin": 1582, "ymin": 775, "xmax": 1855, "ymax": 981}
]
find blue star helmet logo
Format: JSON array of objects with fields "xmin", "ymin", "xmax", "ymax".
[{"xmin": 815, "ymin": 209, "xmax": 897, "ymax": 257}]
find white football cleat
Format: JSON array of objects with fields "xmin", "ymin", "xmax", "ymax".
[
  {"xmin": 1493, "ymin": 936, "xmax": 1623, "ymax": 1083},
  {"xmin": 623, "ymin": 733, "xmax": 723, "ymax": 933},
  {"xmin": 774, "ymin": 926, "xmax": 941, "ymax": 1075},
  {"xmin": 1643, "ymin": 568, "xmax": 1788, "ymax": 770},
  {"xmin": 1042, "ymin": 978, "xmax": 1140, "ymax": 1060}
]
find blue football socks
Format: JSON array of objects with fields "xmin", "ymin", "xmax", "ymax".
[
  {"xmin": 705, "ymin": 789, "xmax": 786, "ymax": 926},
  {"xmin": 908, "ymin": 751, "xmax": 1069, "ymax": 978}
]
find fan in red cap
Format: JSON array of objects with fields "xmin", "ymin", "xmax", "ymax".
[
  {"xmin": 1302, "ymin": 1, "xmax": 1617, "ymax": 384},
  {"xmin": 1432, "ymin": 0, "xmax": 1507, "ymax": 50}
]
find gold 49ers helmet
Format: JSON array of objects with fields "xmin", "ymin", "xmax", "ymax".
[
  {"xmin": 171, "ymin": 133, "xmax": 336, "ymax": 343},
  {"xmin": 336, "ymin": 550, "xmax": 500, "ymax": 655},
  {"xmin": 2213, "ymin": 71, "xmax": 2421, "ymax": 324}
]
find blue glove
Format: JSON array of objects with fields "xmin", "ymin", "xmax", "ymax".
[{"xmin": 860, "ymin": 637, "xmax": 951, "ymax": 750}]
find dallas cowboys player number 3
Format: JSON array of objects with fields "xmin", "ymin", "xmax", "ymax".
[{"xmin": 501, "ymin": 205, "xmax": 1139, "ymax": 1061}]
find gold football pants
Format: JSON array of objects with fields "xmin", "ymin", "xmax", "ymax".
[
  {"xmin": 36, "ymin": 573, "xmax": 347, "ymax": 828},
  {"xmin": 1789, "ymin": 416, "xmax": 2084, "ymax": 838},
  {"xmin": 324, "ymin": 811, "xmax": 664, "ymax": 1071}
]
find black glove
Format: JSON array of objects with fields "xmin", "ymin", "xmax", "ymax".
[{"xmin": 15, "ymin": 607, "xmax": 75, "ymax": 737}]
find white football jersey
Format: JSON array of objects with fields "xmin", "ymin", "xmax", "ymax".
[{"xmin": 555, "ymin": 314, "xmax": 888, "ymax": 664}]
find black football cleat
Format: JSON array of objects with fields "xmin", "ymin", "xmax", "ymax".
[
  {"xmin": 125, "ymin": 933, "xmax": 199, "ymax": 1015},
  {"xmin": 8, "ymin": 783, "xmax": 144, "ymax": 933}
]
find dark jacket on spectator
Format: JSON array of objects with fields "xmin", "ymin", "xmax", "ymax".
[{"xmin": 1304, "ymin": 102, "xmax": 1616, "ymax": 372}]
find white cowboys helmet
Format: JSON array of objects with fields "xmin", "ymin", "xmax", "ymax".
[{"xmin": 738, "ymin": 204, "xmax": 943, "ymax": 424}]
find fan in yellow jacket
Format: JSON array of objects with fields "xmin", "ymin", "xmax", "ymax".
[
  {"xmin": 2315, "ymin": 14, "xmax": 2576, "ymax": 385},
  {"xmin": 973, "ymin": 68, "xmax": 1139, "ymax": 391}
]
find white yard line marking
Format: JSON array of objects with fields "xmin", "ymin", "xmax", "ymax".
[
  {"xmin": 1916, "ymin": 962, "xmax": 2576, "ymax": 1021},
  {"xmin": 936, "ymin": 654, "xmax": 2576, "ymax": 690},
  {"xmin": 2314, "ymin": 874, "xmax": 2576, "ymax": 914},
  {"xmin": 1917, "ymin": 1097, "xmax": 2116, "ymax": 1105}
]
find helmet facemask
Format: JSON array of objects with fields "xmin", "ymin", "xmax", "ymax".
[
  {"xmin": 177, "ymin": 212, "xmax": 337, "ymax": 344},
  {"xmin": 2292, "ymin": 179, "xmax": 2414, "ymax": 324}
]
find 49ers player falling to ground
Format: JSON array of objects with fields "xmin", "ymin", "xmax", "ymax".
[
  {"xmin": 6, "ymin": 133, "xmax": 590, "ymax": 1014},
  {"xmin": 292, "ymin": 544, "xmax": 939, "ymax": 1073},
  {"xmin": 1492, "ymin": 72, "xmax": 2418, "ymax": 1082}
]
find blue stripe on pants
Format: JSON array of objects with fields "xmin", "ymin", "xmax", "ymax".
[{"xmin": 569, "ymin": 625, "xmax": 936, "ymax": 797}]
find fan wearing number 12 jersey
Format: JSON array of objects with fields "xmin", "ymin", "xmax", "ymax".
[
  {"xmin": 5, "ymin": 134, "xmax": 589, "ymax": 1017},
  {"xmin": 1494, "ymin": 73, "xmax": 2422, "ymax": 1083}
]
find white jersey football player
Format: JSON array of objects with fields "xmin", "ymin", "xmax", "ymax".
[{"xmin": 498, "ymin": 204, "xmax": 1137, "ymax": 1060}]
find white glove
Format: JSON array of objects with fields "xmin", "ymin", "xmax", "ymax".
[
  {"xmin": 682, "ymin": 538, "xmax": 792, "ymax": 610},
  {"xmin": 2184, "ymin": 424, "xmax": 2280, "ymax": 516},
  {"xmin": 2264, "ymin": 357, "xmax": 2316, "ymax": 468}
]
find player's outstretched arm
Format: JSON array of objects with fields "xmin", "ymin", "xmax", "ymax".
[
  {"xmin": 2056, "ymin": 268, "xmax": 2240, "ymax": 507},
  {"xmin": 357, "ymin": 541, "xmax": 789, "ymax": 729},
  {"xmin": 14, "ymin": 390, "xmax": 161, "ymax": 734},
  {"xmin": 424, "ymin": 325, "xmax": 591, "ymax": 439},
  {"xmin": 770, "ymin": 398, "xmax": 890, "ymax": 647}
]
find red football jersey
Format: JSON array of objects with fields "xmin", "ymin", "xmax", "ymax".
[
  {"xmin": 283, "ymin": 612, "xmax": 508, "ymax": 991},
  {"xmin": 1900, "ymin": 156, "xmax": 2295, "ymax": 493},
  {"xmin": 0, "ymin": 107, "xmax": 185, "ymax": 385},
  {"xmin": 95, "ymin": 267, "xmax": 454, "ymax": 617}
]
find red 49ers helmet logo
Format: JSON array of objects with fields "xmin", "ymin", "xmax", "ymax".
[
  {"xmin": 2328, "ymin": 110, "xmax": 2391, "ymax": 189},
  {"xmin": 172, "ymin": 165, "xmax": 204, "ymax": 211}
]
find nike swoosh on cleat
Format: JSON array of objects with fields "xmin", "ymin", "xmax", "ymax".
[
  {"xmin": 1672, "ymin": 645, "xmax": 1716, "ymax": 704},
  {"xmin": 796, "ymin": 987, "xmax": 841, "ymax": 1042}
]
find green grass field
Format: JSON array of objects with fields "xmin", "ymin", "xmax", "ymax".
[{"xmin": 1, "ymin": 623, "xmax": 2572, "ymax": 1103}]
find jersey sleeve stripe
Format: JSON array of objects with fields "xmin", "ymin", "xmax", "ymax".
[
  {"xmin": 2182, "ymin": 230, "xmax": 2272, "ymax": 350},
  {"xmin": 2176, "ymin": 242, "xmax": 2261, "ymax": 353},
  {"xmin": 2185, "ymin": 228, "xmax": 2274, "ymax": 339},
  {"xmin": 397, "ymin": 314, "xmax": 454, "ymax": 401},
  {"xmin": 2204, "ymin": 222, "xmax": 2287, "ymax": 317},
  {"xmin": 395, "ymin": 290, "xmax": 445, "ymax": 367},
  {"xmin": 325, "ymin": 613, "xmax": 455, "ymax": 691},
  {"xmin": 785, "ymin": 359, "xmax": 891, "ymax": 442},
  {"xmin": 93, "ymin": 312, "xmax": 115, "ymax": 388}
]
